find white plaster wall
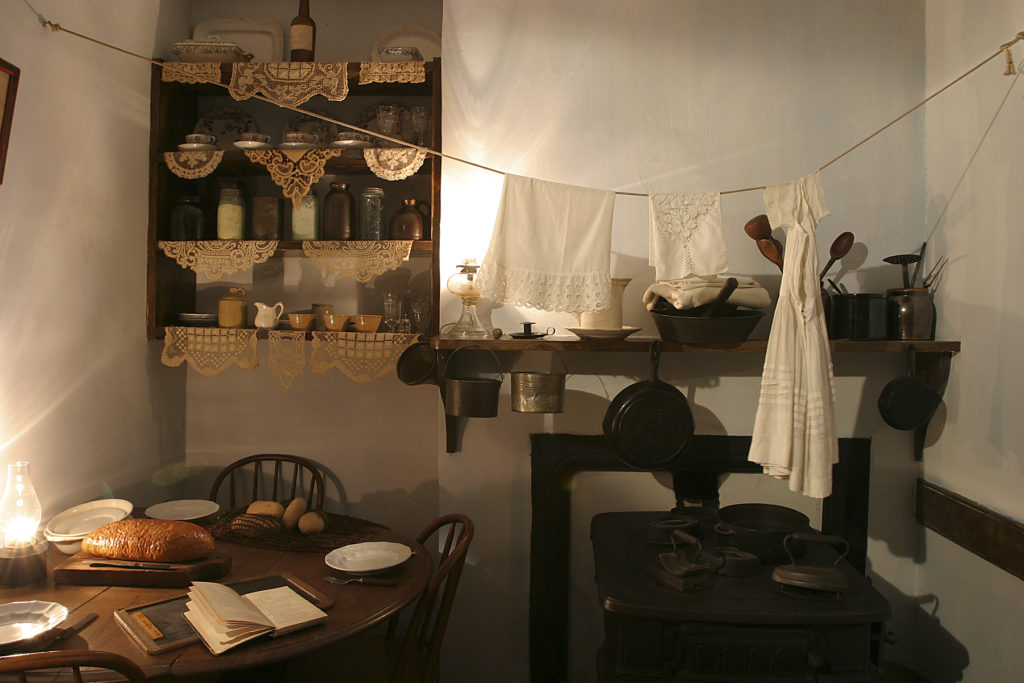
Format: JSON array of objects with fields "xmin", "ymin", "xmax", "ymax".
[
  {"xmin": 0, "ymin": 1, "xmax": 186, "ymax": 518},
  {"xmin": 920, "ymin": 2, "xmax": 1024, "ymax": 681}
]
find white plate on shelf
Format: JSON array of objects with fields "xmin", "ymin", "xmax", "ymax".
[
  {"xmin": 567, "ymin": 326, "xmax": 642, "ymax": 341},
  {"xmin": 145, "ymin": 499, "xmax": 220, "ymax": 521},
  {"xmin": 177, "ymin": 142, "xmax": 218, "ymax": 151},
  {"xmin": 233, "ymin": 140, "xmax": 273, "ymax": 150},
  {"xmin": 0, "ymin": 601, "xmax": 68, "ymax": 647},
  {"xmin": 193, "ymin": 18, "xmax": 285, "ymax": 63},
  {"xmin": 371, "ymin": 25, "xmax": 441, "ymax": 61},
  {"xmin": 44, "ymin": 499, "xmax": 134, "ymax": 539},
  {"xmin": 325, "ymin": 542, "xmax": 412, "ymax": 576},
  {"xmin": 330, "ymin": 139, "xmax": 373, "ymax": 149}
]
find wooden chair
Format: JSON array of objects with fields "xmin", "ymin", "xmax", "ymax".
[
  {"xmin": 208, "ymin": 454, "xmax": 326, "ymax": 512},
  {"xmin": 284, "ymin": 513, "xmax": 474, "ymax": 683},
  {"xmin": 0, "ymin": 649, "xmax": 147, "ymax": 682}
]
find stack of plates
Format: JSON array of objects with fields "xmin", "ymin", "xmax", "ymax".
[
  {"xmin": 44, "ymin": 498, "xmax": 134, "ymax": 554},
  {"xmin": 178, "ymin": 313, "xmax": 219, "ymax": 327}
]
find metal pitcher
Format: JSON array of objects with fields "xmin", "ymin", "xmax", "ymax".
[{"xmin": 510, "ymin": 347, "xmax": 567, "ymax": 413}]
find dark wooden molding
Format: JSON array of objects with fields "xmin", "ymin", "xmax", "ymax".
[{"xmin": 916, "ymin": 479, "xmax": 1024, "ymax": 582}]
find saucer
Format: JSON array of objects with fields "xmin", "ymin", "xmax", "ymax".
[
  {"xmin": 278, "ymin": 142, "xmax": 316, "ymax": 150},
  {"xmin": 233, "ymin": 140, "xmax": 273, "ymax": 149},
  {"xmin": 330, "ymin": 139, "xmax": 373, "ymax": 149},
  {"xmin": 177, "ymin": 142, "xmax": 218, "ymax": 151},
  {"xmin": 567, "ymin": 326, "xmax": 641, "ymax": 341}
]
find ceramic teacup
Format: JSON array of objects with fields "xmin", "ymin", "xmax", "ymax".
[
  {"xmin": 321, "ymin": 313, "xmax": 350, "ymax": 331},
  {"xmin": 282, "ymin": 131, "xmax": 318, "ymax": 145},
  {"xmin": 185, "ymin": 133, "xmax": 216, "ymax": 146},
  {"xmin": 351, "ymin": 314, "xmax": 382, "ymax": 333},
  {"xmin": 288, "ymin": 312, "xmax": 317, "ymax": 331},
  {"xmin": 237, "ymin": 132, "xmax": 270, "ymax": 144}
]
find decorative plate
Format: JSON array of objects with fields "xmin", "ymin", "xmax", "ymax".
[
  {"xmin": 283, "ymin": 110, "xmax": 338, "ymax": 147},
  {"xmin": 194, "ymin": 106, "xmax": 259, "ymax": 148},
  {"xmin": 193, "ymin": 18, "xmax": 285, "ymax": 63},
  {"xmin": 145, "ymin": 499, "xmax": 220, "ymax": 521},
  {"xmin": 0, "ymin": 601, "xmax": 68, "ymax": 647},
  {"xmin": 567, "ymin": 326, "xmax": 642, "ymax": 341},
  {"xmin": 371, "ymin": 25, "xmax": 441, "ymax": 61},
  {"xmin": 325, "ymin": 541, "xmax": 412, "ymax": 576},
  {"xmin": 44, "ymin": 498, "xmax": 134, "ymax": 539}
]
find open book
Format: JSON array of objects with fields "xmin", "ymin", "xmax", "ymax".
[{"xmin": 183, "ymin": 581, "xmax": 328, "ymax": 655}]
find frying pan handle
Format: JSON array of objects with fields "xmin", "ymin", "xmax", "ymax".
[
  {"xmin": 648, "ymin": 339, "xmax": 662, "ymax": 380},
  {"xmin": 783, "ymin": 532, "xmax": 850, "ymax": 566}
]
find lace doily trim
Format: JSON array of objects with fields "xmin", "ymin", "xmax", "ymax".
[
  {"xmin": 268, "ymin": 330, "xmax": 307, "ymax": 389},
  {"xmin": 650, "ymin": 192, "xmax": 719, "ymax": 244},
  {"xmin": 358, "ymin": 61, "xmax": 426, "ymax": 84},
  {"xmin": 478, "ymin": 262, "xmax": 612, "ymax": 313},
  {"xmin": 161, "ymin": 327, "xmax": 259, "ymax": 376},
  {"xmin": 161, "ymin": 62, "xmax": 221, "ymax": 84},
  {"xmin": 301, "ymin": 240, "xmax": 413, "ymax": 283},
  {"xmin": 310, "ymin": 332, "xmax": 418, "ymax": 383},
  {"xmin": 164, "ymin": 150, "xmax": 224, "ymax": 179},
  {"xmin": 229, "ymin": 61, "xmax": 350, "ymax": 106},
  {"xmin": 157, "ymin": 240, "xmax": 279, "ymax": 280},
  {"xmin": 245, "ymin": 148, "xmax": 343, "ymax": 209},
  {"xmin": 363, "ymin": 147, "xmax": 427, "ymax": 181}
]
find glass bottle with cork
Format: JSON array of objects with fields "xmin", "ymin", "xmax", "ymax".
[{"xmin": 290, "ymin": 0, "xmax": 316, "ymax": 62}]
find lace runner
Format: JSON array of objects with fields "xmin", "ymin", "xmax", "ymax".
[
  {"xmin": 157, "ymin": 240, "xmax": 279, "ymax": 280},
  {"xmin": 163, "ymin": 150, "xmax": 224, "ymax": 179},
  {"xmin": 161, "ymin": 62, "xmax": 221, "ymax": 84},
  {"xmin": 358, "ymin": 61, "xmax": 426, "ymax": 84},
  {"xmin": 302, "ymin": 240, "xmax": 413, "ymax": 283},
  {"xmin": 648, "ymin": 191, "xmax": 727, "ymax": 279},
  {"xmin": 161, "ymin": 327, "xmax": 259, "ymax": 376},
  {"xmin": 268, "ymin": 330, "xmax": 307, "ymax": 388},
  {"xmin": 310, "ymin": 332, "xmax": 418, "ymax": 383},
  {"xmin": 229, "ymin": 61, "xmax": 350, "ymax": 106},
  {"xmin": 245, "ymin": 149, "xmax": 343, "ymax": 209},
  {"xmin": 363, "ymin": 147, "xmax": 427, "ymax": 181}
]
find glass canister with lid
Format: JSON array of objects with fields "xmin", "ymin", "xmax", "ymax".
[
  {"xmin": 358, "ymin": 187, "xmax": 386, "ymax": 240},
  {"xmin": 170, "ymin": 196, "xmax": 207, "ymax": 240},
  {"xmin": 291, "ymin": 191, "xmax": 319, "ymax": 241},
  {"xmin": 216, "ymin": 183, "xmax": 245, "ymax": 240}
]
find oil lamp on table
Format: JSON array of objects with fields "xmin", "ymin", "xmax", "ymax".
[
  {"xmin": 444, "ymin": 259, "xmax": 491, "ymax": 338},
  {"xmin": 0, "ymin": 461, "xmax": 48, "ymax": 587}
]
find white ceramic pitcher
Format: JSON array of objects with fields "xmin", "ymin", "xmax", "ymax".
[{"xmin": 253, "ymin": 301, "xmax": 284, "ymax": 330}]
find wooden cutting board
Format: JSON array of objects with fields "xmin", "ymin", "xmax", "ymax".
[{"xmin": 53, "ymin": 552, "xmax": 232, "ymax": 587}]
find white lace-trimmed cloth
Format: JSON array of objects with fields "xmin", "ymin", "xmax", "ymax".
[
  {"xmin": 161, "ymin": 327, "xmax": 259, "ymax": 376},
  {"xmin": 648, "ymin": 192, "xmax": 728, "ymax": 279},
  {"xmin": 358, "ymin": 61, "xmax": 426, "ymax": 84},
  {"xmin": 363, "ymin": 147, "xmax": 427, "ymax": 180},
  {"xmin": 748, "ymin": 171, "xmax": 838, "ymax": 498},
  {"xmin": 229, "ymin": 62, "xmax": 349, "ymax": 106},
  {"xmin": 642, "ymin": 275, "xmax": 771, "ymax": 311},
  {"xmin": 478, "ymin": 174, "xmax": 615, "ymax": 313},
  {"xmin": 268, "ymin": 330, "xmax": 307, "ymax": 388},
  {"xmin": 309, "ymin": 332, "xmax": 418, "ymax": 383}
]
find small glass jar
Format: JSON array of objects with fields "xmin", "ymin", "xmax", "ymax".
[
  {"xmin": 170, "ymin": 196, "xmax": 206, "ymax": 240},
  {"xmin": 217, "ymin": 187, "xmax": 245, "ymax": 240},
  {"xmin": 358, "ymin": 187, "xmax": 385, "ymax": 240},
  {"xmin": 291, "ymin": 192, "xmax": 319, "ymax": 241}
]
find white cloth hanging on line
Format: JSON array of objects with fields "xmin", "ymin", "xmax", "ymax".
[
  {"xmin": 748, "ymin": 171, "xmax": 838, "ymax": 499},
  {"xmin": 648, "ymin": 192, "xmax": 728, "ymax": 279},
  {"xmin": 478, "ymin": 174, "xmax": 615, "ymax": 313}
]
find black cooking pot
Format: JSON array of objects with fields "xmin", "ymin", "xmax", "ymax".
[
  {"xmin": 714, "ymin": 503, "xmax": 810, "ymax": 564},
  {"xmin": 602, "ymin": 341, "xmax": 694, "ymax": 469}
]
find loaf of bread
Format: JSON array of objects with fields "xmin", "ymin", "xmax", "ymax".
[
  {"xmin": 82, "ymin": 518, "xmax": 215, "ymax": 563},
  {"xmin": 229, "ymin": 513, "xmax": 284, "ymax": 538},
  {"xmin": 246, "ymin": 500, "xmax": 285, "ymax": 518}
]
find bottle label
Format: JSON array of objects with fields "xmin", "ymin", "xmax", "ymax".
[{"xmin": 290, "ymin": 25, "xmax": 314, "ymax": 51}]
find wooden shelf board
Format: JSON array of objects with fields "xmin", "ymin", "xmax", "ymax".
[{"xmin": 431, "ymin": 336, "xmax": 961, "ymax": 353}]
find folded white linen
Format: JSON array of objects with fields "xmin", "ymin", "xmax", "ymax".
[
  {"xmin": 642, "ymin": 275, "xmax": 771, "ymax": 311},
  {"xmin": 648, "ymin": 192, "xmax": 728, "ymax": 279},
  {"xmin": 478, "ymin": 174, "xmax": 615, "ymax": 313},
  {"xmin": 748, "ymin": 171, "xmax": 838, "ymax": 499}
]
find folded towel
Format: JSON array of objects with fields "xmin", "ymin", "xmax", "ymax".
[
  {"xmin": 642, "ymin": 275, "xmax": 771, "ymax": 311},
  {"xmin": 649, "ymin": 192, "xmax": 728, "ymax": 279},
  {"xmin": 478, "ymin": 174, "xmax": 615, "ymax": 313}
]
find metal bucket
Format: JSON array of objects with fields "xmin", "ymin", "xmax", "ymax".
[
  {"xmin": 510, "ymin": 347, "xmax": 567, "ymax": 413},
  {"xmin": 443, "ymin": 346, "xmax": 503, "ymax": 417}
]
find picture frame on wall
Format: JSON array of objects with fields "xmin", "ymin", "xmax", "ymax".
[{"xmin": 0, "ymin": 57, "xmax": 20, "ymax": 185}]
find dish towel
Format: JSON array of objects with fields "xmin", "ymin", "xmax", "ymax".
[
  {"xmin": 478, "ymin": 174, "xmax": 615, "ymax": 313},
  {"xmin": 642, "ymin": 275, "xmax": 771, "ymax": 311},
  {"xmin": 748, "ymin": 171, "xmax": 838, "ymax": 498},
  {"xmin": 648, "ymin": 192, "xmax": 728, "ymax": 279}
]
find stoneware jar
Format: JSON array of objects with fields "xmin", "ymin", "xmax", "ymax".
[
  {"xmin": 218, "ymin": 287, "xmax": 247, "ymax": 328},
  {"xmin": 388, "ymin": 199, "xmax": 429, "ymax": 240}
]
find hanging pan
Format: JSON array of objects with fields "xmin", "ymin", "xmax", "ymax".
[
  {"xmin": 602, "ymin": 340, "xmax": 694, "ymax": 469},
  {"xmin": 396, "ymin": 341, "xmax": 438, "ymax": 386},
  {"xmin": 877, "ymin": 349, "xmax": 939, "ymax": 430}
]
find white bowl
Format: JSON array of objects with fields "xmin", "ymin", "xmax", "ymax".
[{"xmin": 44, "ymin": 499, "xmax": 133, "ymax": 554}]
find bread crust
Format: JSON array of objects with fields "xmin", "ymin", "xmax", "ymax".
[{"xmin": 81, "ymin": 518, "xmax": 215, "ymax": 562}]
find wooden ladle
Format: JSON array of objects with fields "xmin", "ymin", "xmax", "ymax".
[
  {"xmin": 819, "ymin": 231, "xmax": 854, "ymax": 282},
  {"xmin": 744, "ymin": 214, "xmax": 772, "ymax": 241},
  {"xmin": 757, "ymin": 239, "xmax": 784, "ymax": 272}
]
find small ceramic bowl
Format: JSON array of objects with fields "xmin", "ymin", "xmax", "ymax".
[
  {"xmin": 185, "ymin": 133, "xmax": 217, "ymax": 146},
  {"xmin": 288, "ymin": 313, "xmax": 317, "ymax": 331},
  {"xmin": 351, "ymin": 314, "xmax": 382, "ymax": 333},
  {"xmin": 321, "ymin": 313, "xmax": 350, "ymax": 331}
]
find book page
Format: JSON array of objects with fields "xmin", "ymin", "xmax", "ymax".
[
  {"xmin": 184, "ymin": 601, "xmax": 269, "ymax": 656},
  {"xmin": 191, "ymin": 581, "xmax": 270, "ymax": 627},
  {"xmin": 243, "ymin": 586, "xmax": 328, "ymax": 635}
]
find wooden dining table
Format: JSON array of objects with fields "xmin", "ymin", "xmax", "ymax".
[{"xmin": 0, "ymin": 528, "xmax": 430, "ymax": 680}]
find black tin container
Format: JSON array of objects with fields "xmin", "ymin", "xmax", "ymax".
[{"xmin": 828, "ymin": 293, "xmax": 888, "ymax": 340}]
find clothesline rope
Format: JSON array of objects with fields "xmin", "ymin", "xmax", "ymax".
[{"xmin": 32, "ymin": 7, "xmax": 1022, "ymax": 198}]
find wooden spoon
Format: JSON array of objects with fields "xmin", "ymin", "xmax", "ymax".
[
  {"xmin": 701, "ymin": 278, "xmax": 739, "ymax": 318},
  {"xmin": 757, "ymin": 239, "xmax": 784, "ymax": 272},
  {"xmin": 744, "ymin": 214, "xmax": 772, "ymax": 241},
  {"xmin": 819, "ymin": 231, "xmax": 854, "ymax": 282}
]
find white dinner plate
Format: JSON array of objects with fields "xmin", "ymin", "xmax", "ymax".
[
  {"xmin": 566, "ymin": 326, "xmax": 642, "ymax": 341},
  {"xmin": 44, "ymin": 499, "xmax": 133, "ymax": 539},
  {"xmin": 0, "ymin": 601, "xmax": 68, "ymax": 646},
  {"xmin": 325, "ymin": 542, "xmax": 412, "ymax": 576},
  {"xmin": 145, "ymin": 499, "xmax": 220, "ymax": 521}
]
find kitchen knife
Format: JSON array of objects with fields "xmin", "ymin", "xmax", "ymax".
[{"xmin": 89, "ymin": 560, "xmax": 180, "ymax": 571}]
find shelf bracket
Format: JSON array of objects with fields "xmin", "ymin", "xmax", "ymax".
[{"xmin": 912, "ymin": 349, "xmax": 953, "ymax": 461}]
